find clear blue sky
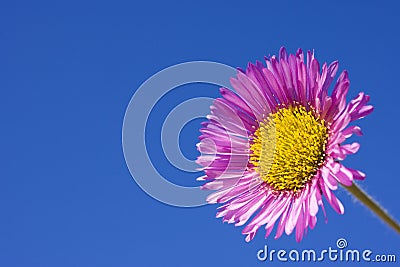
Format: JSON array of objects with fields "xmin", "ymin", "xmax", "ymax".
[{"xmin": 1, "ymin": 0, "xmax": 399, "ymax": 266}]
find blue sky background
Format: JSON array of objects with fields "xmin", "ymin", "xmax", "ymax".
[{"xmin": 1, "ymin": 0, "xmax": 400, "ymax": 266}]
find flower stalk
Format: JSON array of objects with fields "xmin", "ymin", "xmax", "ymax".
[{"xmin": 344, "ymin": 182, "xmax": 400, "ymax": 234}]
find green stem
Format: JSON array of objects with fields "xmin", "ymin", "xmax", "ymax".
[{"xmin": 343, "ymin": 182, "xmax": 400, "ymax": 234}]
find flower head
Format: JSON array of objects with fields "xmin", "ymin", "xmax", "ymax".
[{"xmin": 196, "ymin": 47, "xmax": 373, "ymax": 242}]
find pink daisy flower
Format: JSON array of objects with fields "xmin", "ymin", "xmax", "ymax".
[{"xmin": 196, "ymin": 47, "xmax": 374, "ymax": 242}]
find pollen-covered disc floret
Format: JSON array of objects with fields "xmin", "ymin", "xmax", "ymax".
[
  {"xmin": 250, "ymin": 105, "xmax": 328, "ymax": 194},
  {"xmin": 196, "ymin": 47, "xmax": 373, "ymax": 242}
]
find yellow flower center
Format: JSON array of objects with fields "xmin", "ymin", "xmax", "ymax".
[{"xmin": 249, "ymin": 105, "xmax": 329, "ymax": 194}]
